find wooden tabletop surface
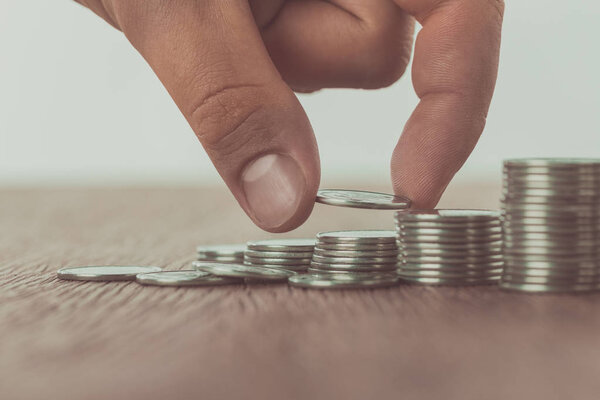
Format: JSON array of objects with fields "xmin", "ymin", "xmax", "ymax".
[{"xmin": 1, "ymin": 185, "xmax": 599, "ymax": 400}]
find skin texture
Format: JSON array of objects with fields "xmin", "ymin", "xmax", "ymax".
[{"xmin": 73, "ymin": 0, "xmax": 504, "ymax": 232}]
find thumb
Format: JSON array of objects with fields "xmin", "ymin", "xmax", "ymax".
[{"xmin": 115, "ymin": 1, "xmax": 320, "ymax": 232}]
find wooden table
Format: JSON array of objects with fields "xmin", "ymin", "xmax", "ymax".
[{"xmin": 1, "ymin": 186, "xmax": 599, "ymax": 400}]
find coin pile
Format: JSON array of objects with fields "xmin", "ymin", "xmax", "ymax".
[
  {"xmin": 196, "ymin": 244, "xmax": 246, "ymax": 263},
  {"xmin": 309, "ymin": 230, "xmax": 399, "ymax": 275},
  {"xmin": 395, "ymin": 210, "xmax": 504, "ymax": 285},
  {"xmin": 500, "ymin": 158, "xmax": 600, "ymax": 293},
  {"xmin": 243, "ymin": 239, "xmax": 315, "ymax": 272}
]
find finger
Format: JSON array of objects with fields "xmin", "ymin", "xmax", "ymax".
[
  {"xmin": 390, "ymin": 0, "xmax": 504, "ymax": 207},
  {"xmin": 260, "ymin": 0, "xmax": 415, "ymax": 91},
  {"xmin": 110, "ymin": 0, "xmax": 320, "ymax": 232}
]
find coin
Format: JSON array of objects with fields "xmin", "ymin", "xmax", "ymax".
[
  {"xmin": 399, "ymin": 234, "xmax": 502, "ymax": 244},
  {"xmin": 316, "ymin": 243, "xmax": 398, "ymax": 251},
  {"xmin": 289, "ymin": 273, "xmax": 399, "ymax": 289},
  {"xmin": 398, "ymin": 269, "xmax": 503, "ymax": 278},
  {"xmin": 399, "ymin": 276, "xmax": 500, "ymax": 286},
  {"xmin": 401, "ymin": 254, "xmax": 504, "ymax": 265},
  {"xmin": 311, "ymin": 254, "xmax": 397, "ymax": 265},
  {"xmin": 314, "ymin": 248, "xmax": 398, "ymax": 258},
  {"xmin": 394, "ymin": 209, "xmax": 500, "ymax": 222},
  {"xmin": 499, "ymin": 281, "xmax": 598, "ymax": 293},
  {"xmin": 316, "ymin": 189, "xmax": 411, "ymax": 210},
  {"xmin": 246, "ymin": 238, "xmax": 315, "ymax": 252},
  {"xmin": 244, "ymin": 249, "xmax": 314, "ymax": 259},
  {"xmin": 136, "ymin": 270, "xmax": 242, "ymax": 286},
  {"xmin": 310, "ymin": 261, "xmax": 397, "ymax": 272},
  {"xmin": 193, "ymin": 261, "xmax": 296, "ymax": 281},
  {"xmin": 400, "ymin": 261, "xmax": 504, "ymax": 270},
  {"xmin": 243, "ymin": 256, "xmax": 313, "ymax": 265},
  {"xmin": 196, "ymin": 244, "xmax": 246, "ymax": 256},
  {"xmin": 57, "ymin": 265, "xmax": 163, "ymax": 282},
  {"xmin": 401, "ymin": 247, "xmax": 502, "ymax": 257},
  {"xmin": 317, "ymin": 230, "xmax": 397, "ymax": 244}
]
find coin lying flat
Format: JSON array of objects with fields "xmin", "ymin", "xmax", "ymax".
[
  {"xmin": 316, "ymin": 189, "xmax": 411, "ymax": 210},
  {"xmin": 136, "ymin": 270, "xmax": 242, "ymax": 287},
  {"xmin": 244, "ymin": 249, "xmax": 314, "ymax": 259},
  {"xmin": 196, "ymin": 244, "xmax": 246, "ymax": 257},
  {"xmin": 314, "ymin": 248, "xmax": 399, "ymax": 258},
  {"xmin": 57, "ymin": 265, "xmax": 163, "ymax": 282},
  {"xmin": 311, "ymin": 254, "xmax": 397, "ymax": 265},
  {"xmin": 193, "ymin": 261, "xmax": 296, "ymax": 281},
  {"xmin": 395, "ymin": 209, "xmax": 500, "ymax": 223},
  {"xmin": 499, "ymin": 281, "xmax": 598, "ymax": 293},
  {"xmin": 317, "ymin": 230, "xmax": 397, "ymax": 244},
  {"xmin": 246, "ymin": 238, "xmax": 315, "ymax": 252},
  {"xmin": 289, "ymin": 273, "xmax": 399, "ymax": 289}
]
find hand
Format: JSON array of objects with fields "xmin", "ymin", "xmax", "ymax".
[{"xmin": 75, "ymin": 0, "xmax": 504, "ymax": 232}]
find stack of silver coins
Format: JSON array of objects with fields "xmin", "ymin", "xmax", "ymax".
[
  {"xmin": 197, "ymin": 244, "xmax": 246, "ymax": 263},
  {"xmin": 395, "ymin": 210, "xmax": 504, "ymax": 285},
  {"xmin": 244, "ymin": 239, "xmax": 315, "ymax": 272},
  {"xmin": 309, "ymin": 230, "xmax": 399, "ymax": 275},
  {"xmin": 500, "ymin": 158, "xmax": 600, "ymax": 293}
]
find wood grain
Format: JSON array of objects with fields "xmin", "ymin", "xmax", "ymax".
[{"xmin": 1, "ymin": 185, "xmax": 599, "ymax": 400}]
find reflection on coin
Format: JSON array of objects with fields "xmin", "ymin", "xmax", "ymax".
[
  {"xmin": 57, "ymin": 265, "xmax": 162, "ymax": 282},
  {"xmin": 314, "ymin": 248, "xmax": 398, "ymax": 258},
  {"xmin": 310, "ymin": 261, "xmax": 397, "ymax": 272},
  {"xmin": 316, "ymin": 189, "xmax": 411, "ymax": 210},
  {"xmin": 244, "ymin": 256, "xmax": 313, "ymax": 266},
  {"xmin": 312, "ymin": 254, "xmax": 397, "ymax": 265},
  {"xmin": 246, "ymin": 238, "xmax": 315, "ymax": 252},
  {"xmin": 136, "ymin": 270, "xmax": 241, "ymax": 287},
  {"xmin": 193, "ymin": 261, "xmax": 296, "ymax": 281},
  {"xmin": 289, "ymin": 273, "xmax": 399, "ymax": 289},
  {"xmin": 316, "ymin": 242, "xmax": 398, "ymax": 251},
  {"xmin": 401, "ymin": 254, "xmax": 504, "ymax": 265}
]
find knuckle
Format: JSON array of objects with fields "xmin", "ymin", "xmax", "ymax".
[{"xmin": 189, "ymin": 84, "xmax": 269, "ymax": 158}]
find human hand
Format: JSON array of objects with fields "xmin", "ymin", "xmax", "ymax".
[{"xmin": 75, "ymin": 0, "xmax": 504, "ymax": 232}]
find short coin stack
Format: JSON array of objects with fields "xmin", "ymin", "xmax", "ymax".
[
  {"xmin": 500, "ymin": 158, "xmax": 600, "ymax": 293},
  {"xmin": 309, "ymin": 230, "xmax": 399, "ymax": 275},
  {"xmin": 395, "ymin": 210, "xmax": 504, "ymax": 285},
  {"xmin": 196, "ymin": 244, "xmax": 246, "ymax": 263},
  {"xmin": 244, "ymin": 239, "xmax": 315, "ymax": 272}
]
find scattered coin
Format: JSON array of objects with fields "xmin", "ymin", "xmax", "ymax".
[
  {"xmin": 136, "ymin": 270, "xmax": 242, "ymax": 287},
  {"xmin": 289, "ymin": 273, "xmax": 399, "ymax": 290},
  {"xmin": 315, "ymin": 189, "xmax": 411, "ymax": 210},
  {"xmin": 57, "ymin": 265, "xmax": 163, "ymax": 282},
  {"xmin": 193, "ymin": 261, "xmax": 296, "ymax": 282}
]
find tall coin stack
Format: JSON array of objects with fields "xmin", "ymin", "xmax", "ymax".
[
  {"xmin": 244, "ymin": 239, "xmax": 315, "ymax": 272},
  {"xmin": 395, "ymin": 210, "xmax": 504, "ymax": 285},
  {"xmin": 500, "ymin": 158, "xmax": 600, "ymax": 293},
  {"xmin": 309, "ymin": 230, "xmax": 399, "ymax": 275}
]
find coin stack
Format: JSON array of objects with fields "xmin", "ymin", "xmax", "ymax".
[
  {"xmin": 500, "ymin": 158, "xmax": 600, "ymax": 293},
  {"xmin": 395, "ymin": 210, "xmax": 504, "ymax": 285},
  {"xmin": 197, "ymin": 244, "xmax": 246, "ymax": 263},
  {"xmin": 244, "ymin": 239, "xmax": 315, "ymax": 272},
  {"xmin": 309, "ymin": 230, "xmax": 399, "ymax": 275}
]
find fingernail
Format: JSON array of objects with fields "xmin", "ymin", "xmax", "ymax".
[{"xmin": 242, "ymin": 153, "xmax": 306, "ymax": 229}]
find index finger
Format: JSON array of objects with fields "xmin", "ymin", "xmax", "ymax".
[{"xmin": 391, "ymin": 0, "xmax": 504, "ymax": 207}]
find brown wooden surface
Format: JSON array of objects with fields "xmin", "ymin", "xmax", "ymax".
[{"xmin": 1, "ymin": 185, "xmax": 599, "ymax": 400}]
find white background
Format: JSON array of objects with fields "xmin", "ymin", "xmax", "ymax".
[{"xmin": 0, "ymin": 1, "xmax": 599, "ymax": 187}]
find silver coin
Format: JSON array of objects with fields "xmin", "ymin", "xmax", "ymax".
[
  {"xmin": 504, "ymin": 158, "xmax": 600, "ymax": 168},
  {"xmin": 305, "ymin": 267, "xmax": 397, "ymax": 278},
  {"xmin": 394, "ymin": 209, "xmax": 499, "ymax": 222},
  {"xmin": 193, "ymin": 261, "xmax": 296, "ymax": 281},
  {"xmin": 499, "ymin": 281, "xmax": 599, "ymax": 293},
  {"xmin": 399, "ymin": 265, "xmax": 503, "ymax": 275},
  {"xmin": 310, "ymin": 261, "xmax": 397, "ymax": 272},
  {"xmin": 401, "ymin": 254, "xmax": 504, "ymax": 265},
  {"xmin": 244, "ymin": 249, "xmax": 314, "ymax": 259},
  {"xmin": 243, "ymin": 255, "xmax": 312, "ymax": 265},
  {"xmin": 502, "ymin": 267, "xmax": 600, "ymax": 278},
  {"xmin": 317, "ymin": 230, "xmax": 397, "ymax": 244},
  {"xmin": 399, "ymin": 234, "xmax": 503, "ymax": 244},
  {"xmin": 395, "ymin": 221, "xmax": 501, "ymax": 231},
  {"xmin": 399, "ymin": 276, "xmax": 500, "ymax": 286},
  {"xmin": 401, "ymin": 260, "xmax": 504, "ymax": 269},
  {"xmin": 316, "ymin": 189, "xmax": 411, "ymax": 210},
  {"xmin": 314, "ymin": 248, "xmax": 398, "ymax": 258},
  {"xmin": 136, "ymin": 270, "xmax": 242, "ymax": 286},
  {"xmin": 399, "ymin": 269, "xmax": 502, "ymax": 278},
  {"xmin": 398, "ymin": 226, "xmax": 503, "ymax": 237},
  {"xmin": 399, "ymin": 243, "xmax": 503, "ymax": 253},
  {"xmin": 57, "ymin": 265, "xmax": 162, "ymax": 282},
  {"xmin": 312, "ymin": 254, "xmax": 398, "ymax": 265},
  {"xmin": 246, "ymin": 238, "xmax": 315, "ymax": 252},
  {"xmin": 289, "ymin": 273, "xmax": 399, "ymax": 289},
  {"xmin": 502, "ymin": 259, "xmax": 598, "ymax": 269},
  {"xmin": 503, "ymin": 231, "xmax": 599, "ymax": 242},
  {"xmin": 501, "ymin": 222, "xmax": 599, "ymax": 233},
  {"xmin": 501, "ymin": 273, "xmax": 600, "ymax": 284},
  {"xmin": 196, "ymin": 244, "xmax": 247, "ymax": 257},
  {"xmin": 196, "ymin": 256, "xmax": 245, "ymax": 264},
  {"xmin": 315, "ymin": 243, "xmax": 398, "ymax": 251},
  {"xmin": 401, "ymin": 247, "xmax": 502, "ymax": 258}
]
